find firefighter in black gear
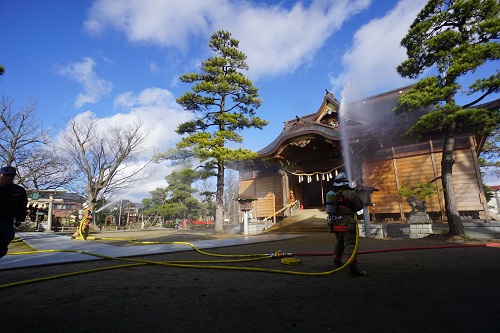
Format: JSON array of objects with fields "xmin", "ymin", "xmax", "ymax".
[
  {"xmin": 328, "ymin": 172, "xmax": 366, "ymax": 276},
  {"xmin": 0, "ymin": 166, "xmax": 28, "ymax": 259}
]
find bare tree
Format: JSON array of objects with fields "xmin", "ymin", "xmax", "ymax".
[
  {"xmin": 19, "ymin": 146, "xmax": 78, "ymax": 190},
  {"xmin": 60, "ymin": 113, "xmax": 149, "ymax": 210},
  {"xmin": 0, "ymin": 96, "xmax": 49, "ymax": 165},
  {"xmin": 0, "ymin": 96, "xmax": 75, "ymax": 189},
  {"xmin": 197, "ymin": 177, "xmax": 215, "ymax": 222}
]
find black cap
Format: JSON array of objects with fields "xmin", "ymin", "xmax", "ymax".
[{"xmin": 0, "ymin": 166, "xmax": 17, "ymax": 175}]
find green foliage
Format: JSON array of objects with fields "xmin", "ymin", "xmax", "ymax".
[
  {"xmin": 153, "ymin": 148, "xmax": 194, "ymax": 165},
  {"xmin": 93, "ymin": 197, "xmax": 108, "ymax": 226},
  {"xmin": 174, "ymin": 30, "xmax": 268, "ymax": 166},
  {"xmin": 398, "ymin": 182, "xmax": 441, "ymax": 200},
  {"xmin": 141, "ymin": 188, "xmax": 169, "ymax": 216},
  {"xmin": 479, "ymin": 129, "xmax": 500, "ymax": 185},
  {"xmin": 141, "ymin": 168, "xmax": 207, "ymax": 220},
  {"xmin": 394, "ymin": 0, "xmax": 500, "ymax": 140},
  {"xmin": 395, "ymin": 77, "xmax": 458, "ymax": 114},
  {"xmin": 398, "ymin": 0, "xmax": 500, "ymax": 79},
  {"xmin": 0, "ymin": 65, "xmax": 4, "ymax": 75},
  {"xmin": 483, "ymin": 184, "xmax": 493, "ymax": 202},
  {"xmin": 158, "ymin": 30, "xmax": 268, "ymax": 233},
  {"xmin": 394, "ymin": 0, "xmax": 500, "ymax": 235},
  {"xmin": 479, "ymin": 129, "xmax": 500, "ymax": 171}
]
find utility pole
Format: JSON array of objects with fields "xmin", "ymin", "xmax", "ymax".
[{"xmin": 118, "ymin": 199, "xmax": 122, "ymax": 228}]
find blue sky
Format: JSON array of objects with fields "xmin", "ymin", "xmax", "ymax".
[{"xmin": 1, "ymin": 0, "xmax": 499, "ymax": 199}]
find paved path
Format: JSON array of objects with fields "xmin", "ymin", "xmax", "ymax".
[{"xmin": 0, "ymin": 230, "xmax": 305, "ymax": 270}]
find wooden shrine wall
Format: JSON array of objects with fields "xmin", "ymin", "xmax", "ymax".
[
  {"xmin": 362, "ymin": 145, "xmax": 486, "ymax": 221},
  {"xmin": 239, "ymin": 175, "xmax": 284, "ymax": 219}
]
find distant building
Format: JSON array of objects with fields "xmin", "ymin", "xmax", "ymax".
[
  {"xmin": 100, "ymin": 199, "xmax": 143, "ymax": 227},
  {"xmin": 26, "ymin": 191, "xmax": 143, "ymax": 227},
  {"xmin": 26, "ymin": 190, "xmax": 86, "ymax": 224}
]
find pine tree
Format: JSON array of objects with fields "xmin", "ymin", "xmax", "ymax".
[
  {"xmin": 395, "ymin": 0, "xmax": 500, "ymax": 236},
  {"xmin": 478, "ymin": 129, "xmax": 500, "ymax": 177},
  {"xmin": 172, "ymin": 30, "xmax": 268, "ymax": 234}
]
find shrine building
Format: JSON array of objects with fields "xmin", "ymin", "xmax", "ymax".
[{"xmin": 236, "ymin": 86, "xmax": 499, "ymax": 224}]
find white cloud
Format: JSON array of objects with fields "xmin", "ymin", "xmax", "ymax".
[
  {"xmin": 111, "ymin": 87, "xmax": 194, "ymax": 200},
  {"xmin": 56, "ymin": 57, "xmax": 113, "ymax": 107},
  {"xmin": 228, "ymin": 0, "xmax": 373, "ymax": 80},
  {"xmin": 84, "ymin": 0, "xmax": 373, "ymax": 80},
  {"xmin": 60, "ymin": 87, "xmax": 193, "ymax": 201},
  {"xmin": 84, "ymin": 0, "xmax": 220, "ymax": 50},
  {"xmin": 329, "ymin": 0, "xmax": 427, "ymax": 100},
  {"xmin": 146, "ymin": 60, "xmax": 160, "ymax": 74},
  {"xmin": 113, "ymin": 87, "xmax": 192, "ymax": 157}
]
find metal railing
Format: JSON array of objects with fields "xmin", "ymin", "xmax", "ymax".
[{"xmin": 263, "ymin": 200, "xmax": 300, "ymax": 222}]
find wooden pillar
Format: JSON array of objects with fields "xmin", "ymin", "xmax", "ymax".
[
  {"xmin": 430, "ymin": 139, "xmax": 446, "ymax": 220},
  {"xmin": 392, "ymin": 148, "xmax": 405, "ymax": 222},
  {"xmin": 469, "ymin": 135, "xmax": 490, "ymax": 221}
]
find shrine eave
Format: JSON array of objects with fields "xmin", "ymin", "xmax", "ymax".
[{"xmin": 257, "ymin": 122, "xmax": 340, "ymax": 158}]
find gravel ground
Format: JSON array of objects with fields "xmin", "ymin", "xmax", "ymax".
[{"xmin": 1, "ymin": 230, "xmax": 500, "ymax": 333}]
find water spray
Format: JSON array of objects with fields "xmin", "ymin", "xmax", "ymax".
[
  {"xmin": 339, "ymin": 87, "xmax": 353, "ymax": 182},
  {"xmin": 95, "ymin": 199, "xmax": 119, "ymax": 213},
  {"xmin": 94, "ymin": 189, "xmax": 135, "ymax": 213}
]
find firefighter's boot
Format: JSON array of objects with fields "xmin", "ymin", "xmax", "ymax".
[
  {"xmin": 333, "ymin": 255, "xmax": 343, "ymax": 268},
  {"xmin": 349, "ymin": 267, "xmax": 366, "ymax": 276},
  {"xmin": 347, "ymin": 258, "xmax": 366, "ymax": 276}
]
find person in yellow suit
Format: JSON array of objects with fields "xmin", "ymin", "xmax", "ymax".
[{"xmin": 71, "ymin": 205, "xmax": 93, "ymax": 240}]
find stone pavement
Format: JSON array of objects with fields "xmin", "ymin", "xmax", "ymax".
[{"xmin": 0, "ymin": 230, "xmax": 306, "ymax": 270}]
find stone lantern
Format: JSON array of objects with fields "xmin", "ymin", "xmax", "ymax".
[
  {"xmin": 355, "ymin": 186, "xmax": 379, "ymax": 238},
  {"xmin": 234, "ymin": 196, "xmax": 257, "ymax": 235}
]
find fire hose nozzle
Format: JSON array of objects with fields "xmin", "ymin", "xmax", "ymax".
[{"xmin": 268, "ymin": 251, "xmax": 292, "ymax": 258}]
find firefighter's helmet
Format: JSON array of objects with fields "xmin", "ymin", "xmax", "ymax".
[{"xmin": 333, "ymin": 172, "xmax": 350, "ymax": 186}]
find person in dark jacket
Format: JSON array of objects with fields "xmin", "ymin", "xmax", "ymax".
[
  {"xmin": 0, "ymin": 166, "xmax": 28, "ymax": 258},
  {"xmin": 328, "ymin": 172, "xmax": 366, "ymax": 276}
]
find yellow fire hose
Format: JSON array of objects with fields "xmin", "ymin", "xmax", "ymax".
[
  {"xmin": 1, "ymin": 216, "xmax": 361, "ymax": 289},
  {"xmin": 71, "ymin": 209, "xmax": 92, "ymax": 240}
]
